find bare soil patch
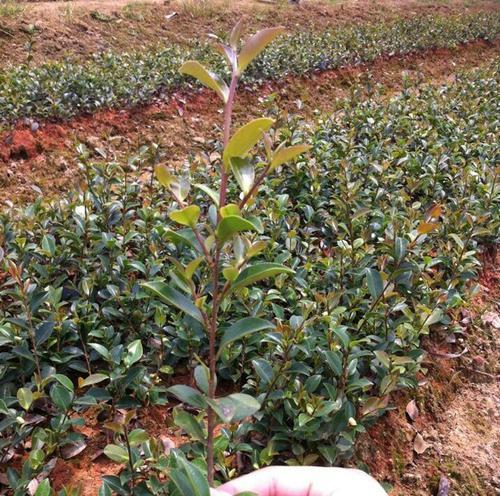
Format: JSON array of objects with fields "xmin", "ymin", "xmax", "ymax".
[{"xmin": 357, "ymin": 247, "xmax": 500, "ymax": 496}]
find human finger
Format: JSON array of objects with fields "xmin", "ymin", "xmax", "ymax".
[{"xmin": 215, "ymin": 466, "xmax": 387, "ymax": 496}]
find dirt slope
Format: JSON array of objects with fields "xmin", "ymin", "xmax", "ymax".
[{"xmin": 357, "ymin": 248, "xmax": 500, "ymax": 496}]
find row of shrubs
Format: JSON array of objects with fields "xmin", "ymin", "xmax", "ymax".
[
  {"xmin": 0, "ymin": 12, "xmax": 498, "ymax": 122},
  {"xmin": 0, "ymin": 61, "xmax": 498, "ymax": 493}
]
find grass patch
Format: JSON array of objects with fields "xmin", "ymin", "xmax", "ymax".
[{"xmin": 0, "ymin": 0, "xmax": 24, "ymax": 18}]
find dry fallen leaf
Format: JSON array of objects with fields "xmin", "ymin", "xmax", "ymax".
[
  {"xmin": 61, "ymin": 441, "xmax": 87, "ymax": 460},
  {"xmin": 406, "ymin": 399, "xmax": 419, "ymax": 421},
  {"xmin": 482, "ymin": 311, "xmax": 500, "ymax": 329},
  {"xmin": 413, "ymin": 433, "xmax": 430, "ymax": 454}
]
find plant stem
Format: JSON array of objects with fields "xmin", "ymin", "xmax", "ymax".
[
  {"xmin": 206, "ymin": 69, "xmax": 239, "ymax": 487},
  {"xmin": 219, "ymin": 73, "xmax": 239, "ymax": 211}
]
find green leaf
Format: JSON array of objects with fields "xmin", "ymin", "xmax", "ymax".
[
  {"xmin": 219, "ymin": 317, "xmax": 275, "ymax": 352},
  {"xmin": 185, "ymin": 256, "xmax": 203, "ymax": 280},
  {"xmin": 230, "ymin": 262, "xmax": 294, "ymax": 293},
  {"xmin": 167, "ymin": 385, "xmax": 207, "ymax": 409},
  {"xmin": 270, "ymin": 144, "xmax": 311, "ymax": 170},
  {"xmin": 173, "ymin": 408, "xmax": 206, "ymax": 442},
  {"xmin": 41, "ymin": 234, "xmax": 56, "ymax": 257},
  {"xmin": 155, "ymin": 164, "xmax": 176, "ymax": 188},
  {"xmin": 169, "ymin": 205, "xmax": 200, "ymax": 228},
  {"xmin": 35, "ymin": 321, "xmax": 55, "ymax": 346},
  {"xmin": 52, "ymin": 374, "xmax": 74, "ymax": 391},
  {"xmin": 125, "ymin": 339, "xmax": 143, "ymax": 366},
  {"xmin": 323, "ymin": 350, "xmax": 342, "ymax": 376},
  {"xmin": 171, "ymin": 458, "xmax": 210, "ymax": 496},
  {"xmin": 128, "ymin": 429, "xmax": 149, "ymax": 447},
  {"xmin": 142, "ymin": 281, "xmax": 203, "ymax": 323},
  {"xmin": 34, "ymin": 479, "xmax": 51, "ymax": 496},
  {"xmin": 217, "ymin": 215, "xmax": 261, "ymax": 243},
  {"xmin": 366, "ymin": 268, "xmax": 384, "ymax": 299},
  {"xmin": 252, "ymin": 358, "xmax": 274, "ymax": 385},
  {"xmin": 223, "ymin": 118, "xmax": 275, "ymax": 170},
  {"xmin": 17, "ymin": 387, "xmax": 33, "ymax": 411},
  {"xmin": 88, "ymin": 343, "xmax": 110, "ymax": 360},
  {"xmin": 211, "ymin": 393, "xmax": 261, "ymax": 423},
  {"xmin": 50, "ymin": 383, "xmax": 73, "ymax": 412},
  {"xmin": 238, "ymin": 27, "xmax": 286, "ymax": 73},
  {"xmin": 394, "ymin": 237, "xmax": 408, "ymax": 262},
  {"xmin": 194, "ymin": 364, "xmax": 210, "ymax": 395},
  {"xmin": 78, "ymin": 373, "xmax": 108, "ymax": 388},
  {"xmin": 193, "ymin": 183, "xmax": 220, "ymax": 206},
  {"xmin": 180, "ymin": 60, "xmax": 229, "ymax": 103},
  {"xmin": 230, "ymin": 157, "xmax": 255, "ymax": 195},
  {"xmin": 104, "ymin": 444, "xmax": 129, "ymax": 463}
]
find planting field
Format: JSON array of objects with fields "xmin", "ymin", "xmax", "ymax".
[{"xmin": 0, "ymin": 1, "xmax": 498, "ymax": 496}]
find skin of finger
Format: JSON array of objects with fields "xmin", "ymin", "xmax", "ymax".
[{"xmin": 215, "ymin": 466, "xmax": 387, "ymax": 496}]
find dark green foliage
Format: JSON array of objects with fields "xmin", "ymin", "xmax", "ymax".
[
  {"xmin": 0, "ymin": 13, "xmax": 498, "ymax": 122},
  {"xmin": 0, "ymin": 63, "xmax": 498, "ymax": 489}
]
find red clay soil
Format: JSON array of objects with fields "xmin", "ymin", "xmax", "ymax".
[
  {"xmin": 1, "ymin": 39, "xmax": 499, "ymax": 205},
  {"xmin": 356, "ymin": 247, "xmax": 500, "ymax": 496}
]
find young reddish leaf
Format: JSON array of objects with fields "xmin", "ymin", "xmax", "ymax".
[
  {"xmin": 417, "ymin": 222, "xmax": 438, "ymax": 235},
  {"xmin": 179, "ymin": 61, "xmax": 229, "ymax": 103},
  {"xmin": 230, "ymin": 18, "xmax": 244, "ymax": 49}
]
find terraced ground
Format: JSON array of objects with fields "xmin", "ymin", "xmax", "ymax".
[{"xmin": 0, "ymin": 1, "xmax": 498, "ymax": 495}]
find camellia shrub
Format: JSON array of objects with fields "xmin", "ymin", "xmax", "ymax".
[
  {"xmin": 0, "ymin": 58, "xmax": 498, "ymax": 492},
  {"xmin": 0, "ymin": 13, "xmax": 498, "ymax": 122}
]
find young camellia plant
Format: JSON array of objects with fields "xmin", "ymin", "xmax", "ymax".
[{"xmin": 142, "ymin": 21, "xmax": 310, "ymax": 488}]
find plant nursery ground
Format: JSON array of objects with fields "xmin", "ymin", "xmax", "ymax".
[{"xmin": 0, "ymin": 1, "xmax": 498, "ymax": 495}]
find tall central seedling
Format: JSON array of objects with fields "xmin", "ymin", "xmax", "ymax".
[{"xmin": 143, "ymin": 21, "xmax": 310, "ymax": 486}]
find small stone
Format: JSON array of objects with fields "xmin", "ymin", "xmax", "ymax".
[{"xmin": 402, "ymin": 473, "xmax": 422, "ymax": 483}]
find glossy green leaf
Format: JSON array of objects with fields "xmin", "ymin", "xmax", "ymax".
[
  {"xmin": 193, "ymin": 183, "xmax": 220, "ymax": 206},
  {"xmin": 230, "ymin": 262, "xmax": 294, "ymax": 293},
  {"xmin": 180, "ymin": 60, "xmax": 229, "ymax": 103},
  {"xmin": 230, "ymin": 156, "xmax": 255, "ymax": 195},
  {"xmin": 167, "ymin": 385, "xmax": 207, "ymax": 409},
  {"xmin": 194, "ymin": 364, "xmax": 210, "ymax": 395},
  {"xmin": 219, "ymin": 317, "xmax": 275, "ymax": 352},
  {"xmin": 128, "ymin": 429, "xmax": 149, "ymax": 447},
  {"xmin": 223, "ymin": 118, "xmax": 275, "ymax": 170},
  {"xmin": 173, "ymin": 407, "xmax": 206, "ymax": 442},
  {"xmin": 50, "ymin": 383, "xmax": 73, "ymax": 412},
  {"xmin": 78, "ymin": 373, "xmax": 109, "ymax": 388},
  {"xmin": 366, "ymin": 268, "xmax": 384, "ymax": 299},
  {"xmin": 142, "ymin": 281, "xmax": 203, "ymax": 323},
  {"xmin": 34, "ymin": 479, "xmax": 51, "ymax": 496},
  {"xmin": 217, "ymin": 215, "xmax": 261, "ymax": 243},
  {"xmin": 104, "ymin": 444, "xmax": 129, "ymax": 464},
  {"xmin": 252, "ymin": 358, "xmax": 274, "ymax": 385},
  {"xmin": 270, "ymin": 144, "xmax": 311, "ymax": 170},
  {"xmin": 17, "ymin": 387, "xmax": 33, "ymax": 410},
  {"xmin": 169, "ymin": 205, "xmax": 201, "ymax": 227},
  {"xmin": 125, "ymin": 339, "xmax": 143, "ymax": 366}
]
